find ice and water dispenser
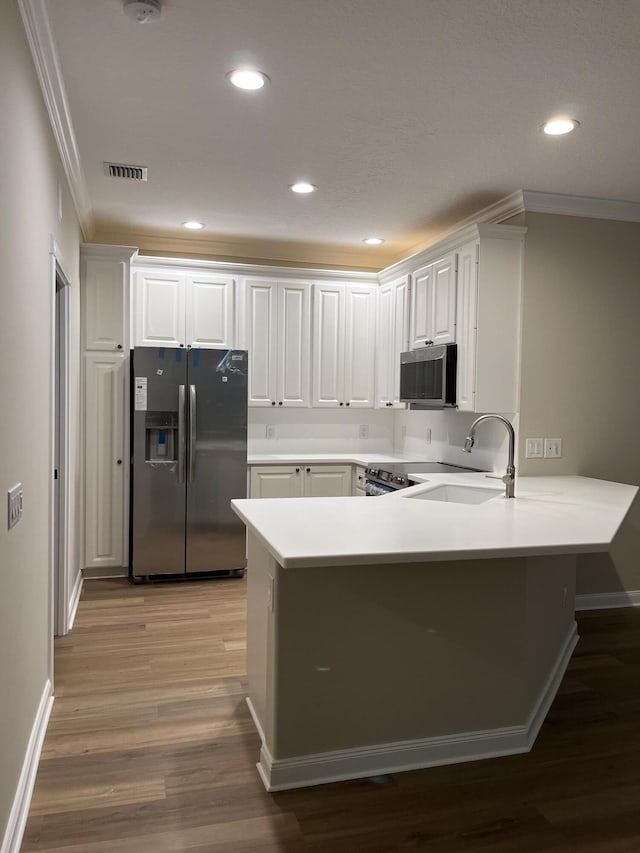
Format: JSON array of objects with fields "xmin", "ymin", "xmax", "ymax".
[{"xmin": 144, "ymin": 412, "xmax": 178, "ymax": 462}]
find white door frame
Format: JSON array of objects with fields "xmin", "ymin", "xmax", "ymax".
[{"xmin": 49, "ymin": 237, "xmax": 71, "ymax": 655}]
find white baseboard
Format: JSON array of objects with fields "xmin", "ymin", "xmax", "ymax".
[
  {"xmin": 576, "ymin": 590, "xmax": 640, "ymax": 611},
  {"xmin": 253, "ymin": 623, "xmax": 578, "ymax": 792},
  {"xmin": 1, "ymin": 679, "xmax": 53, "ymax": 853},
  {"xmin": 81, "ymin": 566, "xmax": 128, "ymax": 579},
  {"xmin": 67, "ymin": 571, "xmax": 83, "ymax": 631}
]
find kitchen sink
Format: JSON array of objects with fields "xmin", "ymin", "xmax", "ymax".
[{"xmin": 403, "ymin": 483, "xmax": 502, "ymax": 504}]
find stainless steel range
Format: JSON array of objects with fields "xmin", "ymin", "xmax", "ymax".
[{"xmin": 364, "ymin": 461, "xmax": 483, "ymax": 495}]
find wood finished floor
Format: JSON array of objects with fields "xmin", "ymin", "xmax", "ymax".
[{"xmin": 21, "ymin": 579, "xmax": 640, "ymax": 852}]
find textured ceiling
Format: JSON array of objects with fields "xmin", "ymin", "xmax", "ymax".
[{"xmin": 45, "ymin": 0, "xmax": 640, "ymax": 268}]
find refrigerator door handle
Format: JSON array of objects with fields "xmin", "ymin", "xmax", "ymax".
[
  {"xmin": 178, "ymin": 385, "xmax": 186, "ymax": 484},
  {"xmin": 189, "ymin": 384, "xmax": 197, "ymax": 482}
]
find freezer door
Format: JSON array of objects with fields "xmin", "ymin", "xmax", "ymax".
[
  {"xmin": 131, "ymin": 347, "xmax": 187, "ymax": 576},
  {"xmin": 186, "ymin": 348, "xmax": 248, "ymax": 572}
]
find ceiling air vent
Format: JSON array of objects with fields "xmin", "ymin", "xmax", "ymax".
[{"xmin": 104, "ymin": 162, "xmax": 148, "ymax": 181}]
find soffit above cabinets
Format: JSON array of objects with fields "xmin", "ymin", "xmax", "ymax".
[{"xmin": 28, "ymin": 0, "xmax": 640, "ymax": 268}]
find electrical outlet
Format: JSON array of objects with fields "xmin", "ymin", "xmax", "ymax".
[
  {"xmin": 425, "ymin": 427, "xmax": 432, "ymax": 444},
  {"xmin": 8, "ymin": 483, "xmax": 23, "ymax": 529},
  {"xmin": 359, "ymin": 424, "xmax": 369, "ymax": 439},
  {"xmin": 544, "ymin": 438, "xmax": 562, "ymax": 459},
  {"xmin": 266, "ymin": 424, "xmax": 276, "ymax": 440},
  {"xmin": 525, "ymin": 438, "xmax": 544, "ymax": 458}
]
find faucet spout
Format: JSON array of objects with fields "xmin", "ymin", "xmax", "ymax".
[{"xmin": 463, "ymin": 414, "xmax": 516, "ymax": 498}]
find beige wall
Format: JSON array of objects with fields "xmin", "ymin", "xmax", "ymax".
[
  {"xmin": 0, "ymin": 0, "xmax": 81, "ymax": 839},
  {"xmin": 518, "ymin": 212, "xmax": 640, "ymax": 594}
]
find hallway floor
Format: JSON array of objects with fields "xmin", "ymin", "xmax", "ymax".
[{"xmin": 21, "ymin": 578, "xmax": 640, "ymax": 851}]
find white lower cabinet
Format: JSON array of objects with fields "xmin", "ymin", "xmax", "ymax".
[
  {"xmin": 250, "ymin": 465, "xmax": 304, "ymax": 498},
  {"xmin": 84, "ymin": 353, "xmax": 126, "ymax": 569},
  {"xmin": 303, "ymin": 465, "xmax": 352, "ymax": 497},
  {"xmin": 250, "ymin": 464, "xmax": 352, "ymax": 498},
  {"xmin": 353, "ymin": 465, "xmax": 367, "ymax": 495}
]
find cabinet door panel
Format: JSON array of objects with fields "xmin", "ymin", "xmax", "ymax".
[
  {"xmin": 303, "ymin": 465, "xmax": 352, "ymax": 497},
  {"xmin": 186, "ymin": 274, "xmax": 234, "ymax": 348},
  {"xmin": 375, "ymin": 283, "xmax": 394, "ymax": 407},
  {"xmin": 246, "ymin": 280, "xmax": 278, "ymax": 406},
  {"xmin": 410, "ymin": 265, "xmax": 431, "ymax": 347},
  {"xmin": 391, "ymin": 276, "xmax": 410, "ymax": 405},
  {"xmin": 84, "ymin": 353, "xmax": 124, "ymax": 568},
  {"xmin": 250, "ymin": 466, "xmax": 303, "ymax": 498},
  {"xmin": 84, "ymin": 257, "xmax": 125, "ymax": 351},
  {"xmin": 455, "ymin": 241, "xmax": 478, "ymax": 412},
  {"xmin": 431, "ymin": 254, "xmax": 457, "ymax": 344},
  {"xmin": 135, "ymin": 272, "xmax": 185, "ymax": 347},
  {"xmin": 344, "ymin": 285, "xmax": 376, "ymax": 407},
  {"xmin": 278, "ymin": 283, "xmax": 310, "ymax": 406},
  {"xmin": 312, "ymin": 284, "xmax": 344, "ymax": 406}
]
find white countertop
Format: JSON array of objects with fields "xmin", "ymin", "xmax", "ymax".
[
  {"xmin": 231, "ymin": 473, "xmax": 638, "ymax": 569},
  {"xmin": 247, "ymin": 453, "xmax": 418, "ymax": 467}
]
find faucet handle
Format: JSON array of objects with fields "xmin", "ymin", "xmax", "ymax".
[{"xmin": 485, "ymin": 473, "xmax": 510, "ymax": 485}]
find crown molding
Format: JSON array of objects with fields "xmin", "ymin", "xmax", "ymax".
[
  {"xmin": 18, "ymin": 0, "xmax": 94, "ymax": 239},
  {"xmin": 378, "ymin": 192, "xmax": 526, "ymax": 283},
  {"xmin": 131, "ymin": 253, "xmax": 379, "ymax": 284},
  {"xmin": 522, "ymin": 190, "xmax": 640, "ymax": 222},
  {"xmin": 80, "ymin": 243, "xmax": 138, "ymax": 261}
]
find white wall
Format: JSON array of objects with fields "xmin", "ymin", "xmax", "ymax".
[
  {"xmin": 518, "ymin": 212, "xmax": 640, "ymax": 595},
  {"xmin": 249, "ymin": 407, "xmax": 395, "ymax": 455},
  {"xmin": 0, "ymin": 0, "xmax": 81, "ymax": 843},
  {"xmin": 393, "ymin": 409, "xmax": 516, "ymax": 473}
]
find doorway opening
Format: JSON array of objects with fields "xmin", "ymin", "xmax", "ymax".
[{"xmin": 51, "ymin": 248, "xmax": 71, "ymax": 640}]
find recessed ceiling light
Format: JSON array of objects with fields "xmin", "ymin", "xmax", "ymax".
[
  {"xmin": 289, "ymin": 182, "xmax": 317, "ymax": 194},
  {"xmin": 182, "ymin": 221, "xmax": 204, "ymax": 230},
  {"xmin": 226, "ymin": 69, "xmax": 269, "ymax": 90},
  {"xmin": 363, "ymin": 237, "xmax": 385, "ymax": 246},
  {"xmin": 542, "ymin": 118, "xmax": 579, "ymax": 135}
]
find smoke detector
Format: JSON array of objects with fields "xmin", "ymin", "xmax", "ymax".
[{"xmin": 123, "ymin": 0, "xmax": 162, "ymax": 23}]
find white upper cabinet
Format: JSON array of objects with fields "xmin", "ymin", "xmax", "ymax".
[
  {"xmin": 410, "ymin": 252, "xmax": 456, "ymax": 348},
  {"xmin": 82, "ymin": 245, "xmax": 136, "ymax": 352},
  {"xmin": 343, "ymin": 285, "xmax": 376, "ymax": 407},
  {"xmin": 135, "ymin": 271, "xmax": 186, "ymax": 348},
  {"xmin": 455, "ymin": 229, "xmax": 524, "ymax": 413},
  {"xmin": 312, "ymin": 282, "xmax": 376, "ymax": 408},
  {"xmin": 185, "ymin": 273, "xmax": 234, "ymax": 348},
  {"xmin": 133, "ymin": 267, "xmax": 236, "ymax": 349},
  {"xmin": 376, "ymin": 275, "xmax": 410, "ymax": 408},
  {"xmin": 243, "ymin": 278, "xmax": 310, "ymax": 407}
]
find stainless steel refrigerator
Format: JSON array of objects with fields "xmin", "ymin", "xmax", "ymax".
[{"xmin": 130, "ymin": 347, "xmax": 248, "ymax": 580}]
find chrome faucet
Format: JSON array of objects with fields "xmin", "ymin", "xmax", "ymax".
[{"xmin": 463, "ymin": 414, "xmax": 516, "ymax": 498}]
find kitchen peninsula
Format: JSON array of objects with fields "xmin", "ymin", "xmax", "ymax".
[{"xmin": 232, "ymin": 474, "xmax": 637, "ymax": 791}]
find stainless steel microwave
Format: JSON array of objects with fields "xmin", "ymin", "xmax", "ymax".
[{"xmin": 399, "ymin": 344, "xmax": 457, "ymax": 408}]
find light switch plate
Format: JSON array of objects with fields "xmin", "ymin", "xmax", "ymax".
[
  {"xmin": 359, "ymin": 424, "xmax": 369, "ymax": 439},
  {"xmin": 525, "ymin": 438, "xmax": 544, "ymax": 459},
  {"xmin": 8, "ymin": 483, "xmax": 23, "ymax": 529},
  {"xmin": 544, "ymin": 438, "xmax": 562, "ymax": 458},
  {"xmin": 266, "ymin": 424, "xmax": 276, "ymax": 440}
]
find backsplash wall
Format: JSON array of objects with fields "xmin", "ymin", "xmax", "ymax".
[
  {"xmin": 249, "ymin": 408, "xmax": 395, "ymax": 454},
  {"xmin": 393, "ymin": 409, "xmax": 518, "ymax": 473}
]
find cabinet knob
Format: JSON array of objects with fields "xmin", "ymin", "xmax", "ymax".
[
  {"xmin": 180, "ymin": 344, "xmax": 185, "ymax": 348},
  {"xmin": 295, "ymin": 467, "xmax": 300, "ymax": 473},
  {"xmin": 306, "ymin": 467, "xmax": 311, "ymax": 473},
  {"xmin": 271, "ymin": 401, "xmax": 276, "ymax": 406},
  {"xmin": 346, "ymin": 402, "xmax": 350, "ymax": 406},
  {"xmin": 117, "ymin": 344, "xmax": 122, "ymax": 350},
  {"xmin": 339, "ymin": 402, "xmax": 344, "ymax": 406},
  {"xmin": 278, "ymin": 401, "xmax": 283, "ymax": 406},
  {"xmin": 116, "ymin": 459, "xmax": 123, "ymax": 465}
]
